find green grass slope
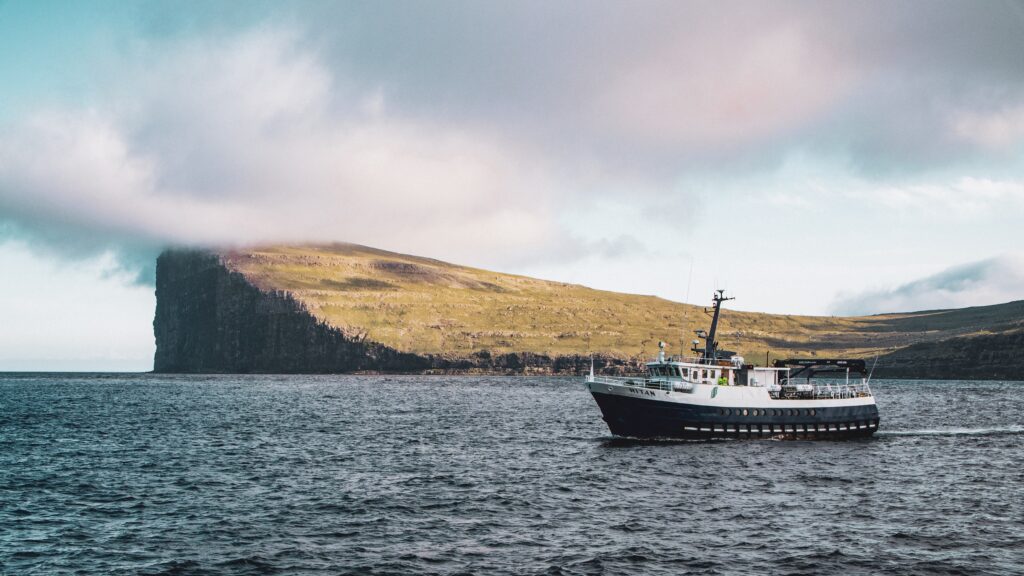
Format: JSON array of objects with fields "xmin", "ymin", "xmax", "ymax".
[{"xmin": 219, "ymin": 244, "xmax": 1024, "ymax": 365}]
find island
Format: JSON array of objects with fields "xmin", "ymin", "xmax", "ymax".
[{"xmin": 153, "ymin": 244, "xmax": 1024, "ymax": 378}]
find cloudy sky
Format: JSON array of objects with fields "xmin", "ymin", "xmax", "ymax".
[{"xmin": 2, "ymin": 1, "xmax": 1024, "ymax": 370}]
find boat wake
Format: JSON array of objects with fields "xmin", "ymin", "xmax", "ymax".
[{"xmin": 878, "ymin": 426, "xmax": 1024, "ymax": 438}]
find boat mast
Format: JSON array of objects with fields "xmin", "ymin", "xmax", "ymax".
[{"xmin": 703, "ymin": 290, "xmax": 734, "ymax": 360}]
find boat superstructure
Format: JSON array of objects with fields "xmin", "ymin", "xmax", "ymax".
[{"xmin": 585, "ymin": 291, "xmax": 880, "ymax": 439}]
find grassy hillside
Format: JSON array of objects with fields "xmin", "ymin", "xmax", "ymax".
[{"xmin": 219, "ymin": 244, "xmax": 1024, "ymax": 365}]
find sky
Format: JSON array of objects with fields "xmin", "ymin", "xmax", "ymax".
[{"xmin": 2, "ymin": 1, "xmax": 1024, "ymax": 371}]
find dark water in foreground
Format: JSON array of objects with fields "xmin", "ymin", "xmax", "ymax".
[{"xmin": 1, "ymin": 375, "xmax": 1022, "ymax": 575}]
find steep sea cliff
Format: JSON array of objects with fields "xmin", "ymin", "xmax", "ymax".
[{"xmin": 153, "ymin": 250, "xmax": 618, "ymax": 374}]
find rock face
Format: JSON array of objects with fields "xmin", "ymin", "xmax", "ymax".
[
  {"xmin": 153, "ymin": 250, "xmax": 633, "ymax": 374},
  {"xmin": 874, "ymin": 330, "xmax": 1024, "ymax": 380},
  {"xmin": 154, "ymin": 250, "xmax": 413, "ymax": 372}
]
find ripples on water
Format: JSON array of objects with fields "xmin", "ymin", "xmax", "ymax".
[{"xmin": 1, "ymin": 375, "xmax": 1022, "ymax": 575}]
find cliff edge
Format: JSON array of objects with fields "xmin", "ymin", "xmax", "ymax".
[{"xmin": 153, "ymin": 249, "xmax": 609, "ymax": 373}]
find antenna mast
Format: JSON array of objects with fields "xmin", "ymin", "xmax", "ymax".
[{"xmin": 702, "ymin": 290, "xmax": 734, "ymax": 361}]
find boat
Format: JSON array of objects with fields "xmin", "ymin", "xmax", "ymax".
[{"xmin": 585, "ymin": 290, "xmax": 880, "ymax": 439}]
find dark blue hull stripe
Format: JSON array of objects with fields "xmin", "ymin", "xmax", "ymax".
[{"xmin": 591, "ymin": 391, "xmax": 880, "ymax": 439}]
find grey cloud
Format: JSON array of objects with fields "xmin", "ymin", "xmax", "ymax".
[
  {"xmin": 831, "ymin": 256, "xmax": 1024, "ymax": 315},
  {"xmin": 3, "ymin": 1, "xmax": 1024, "ymax": 283},
  {"xmin": 299, "ymin": 0, "xmax": 1024, "ymax": 175},
  {"xmin": 0, "ymin": 220, "xmax": 160, "ymax": 284}
]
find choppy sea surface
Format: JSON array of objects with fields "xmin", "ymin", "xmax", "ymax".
[{"xmin": 1, "ymin": 375, "xmax": 1022, "ymax": 575}]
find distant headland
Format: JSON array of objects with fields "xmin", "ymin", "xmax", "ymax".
[{"xmin": 153, "ymin": 244, "xmax": 1024, "ymax": 378}]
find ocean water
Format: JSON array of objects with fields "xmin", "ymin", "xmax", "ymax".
[{"xmin": 1, "ymin": 375, "xmax": 1022, "ymax": 576}]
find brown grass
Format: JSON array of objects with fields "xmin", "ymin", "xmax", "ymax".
[{"xmin": 220, "ymin": 244, "xmax": 1024, "ymax": 364}]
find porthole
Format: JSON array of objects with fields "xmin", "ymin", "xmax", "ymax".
[
  {"xmin": 810, "ymin": 409, "xmax": 816, "ymax": 416},
  {"xmin": 743, "ymin": 409, "xmax": 749, "ymax": 416},
  {"xmin": 724, "ymin": 409, "xmax": 731, "ymax": 416}
]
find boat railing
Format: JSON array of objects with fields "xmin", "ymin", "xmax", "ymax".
[
  {"xmin": 664, "ymin": 355, "xmax": 731, "ymax": 365},
  {"xmin": 587, "ymin": 375, "xmax": 691, "ymax": 393},
  {"xmin": 778, "ymin": 381, "xmax": 873, "ymax": 399}
]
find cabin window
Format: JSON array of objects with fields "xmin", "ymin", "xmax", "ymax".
[
  {"xmin": 810, "ymin": 409, "xmax": 816, "ymax": 416},
  {"xmin": 742, "ymin": 409, "xmax": 748, "ymax": 416}
]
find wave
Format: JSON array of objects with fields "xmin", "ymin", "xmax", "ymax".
[{"xmin": 878, "ymin": 426, "xmax": 1024, "ymax": 437}]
